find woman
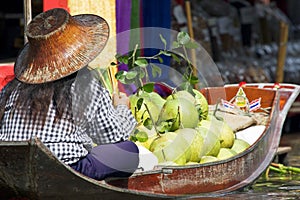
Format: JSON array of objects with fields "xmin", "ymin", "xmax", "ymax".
[{"xmin": 0, "ymin": 8, "xmax": 139, "ymax": 180}]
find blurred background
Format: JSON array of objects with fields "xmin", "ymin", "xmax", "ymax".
[
  {"xmin": 2, "ymin": 0, "xmax": 300, "ymax": 84},
  {"xmin": 1, "ymin": 0, "xmax": 300, "ymax": 131}
]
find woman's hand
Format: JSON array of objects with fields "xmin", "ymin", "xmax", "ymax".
[{"xmin": 112, "ymin": 92, "xmax": 130, "ymax": 108}]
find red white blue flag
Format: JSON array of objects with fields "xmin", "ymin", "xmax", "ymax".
[
  {"xmin": 221, "ymin": 99, "xmax": 235, "ymax": 109},
  {"xmin": 249, "ymin": 98, "xmax": 261, "ymax": 112}
]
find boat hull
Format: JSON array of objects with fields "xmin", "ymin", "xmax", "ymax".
[{"xmin": 0, "ymin": 83, "xmax": 299, "ymax": 199}]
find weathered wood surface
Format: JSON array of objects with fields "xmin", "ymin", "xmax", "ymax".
[{"xmin": 0, "ymin": 83, "xmax": 299, "ymax": 199}]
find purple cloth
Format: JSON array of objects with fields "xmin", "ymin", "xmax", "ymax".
[
  {"xmin": 70, "ymin": 141, "xmax": 139, "ymax": 180},
  {"xmin": 116, "ymin": 0, "xmax": 131, "ymax": 71},
  {"xmin": 116, "ymin": 0, "xmax": 139, "ymax": 95}
]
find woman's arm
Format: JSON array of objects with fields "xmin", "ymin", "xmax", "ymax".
[{"xmin": 87, "ymin": 86, "xmax": 137, "ymax": 145}]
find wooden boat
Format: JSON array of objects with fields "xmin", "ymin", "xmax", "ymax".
[{"xmin": 0, "ymin": 83, "xmax": 299, "ymax": 199}]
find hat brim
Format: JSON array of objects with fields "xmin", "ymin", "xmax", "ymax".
[{"xmin": 14, "ymin": 13, "xmax": 109, "ymax": 84}]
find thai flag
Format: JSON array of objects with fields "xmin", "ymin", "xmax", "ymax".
[
  {"xmin": 221, "ymin": 99, "xmax": 235, "ymax": 109},
  {"xmin": 249, "ymin": 98, "xmax": 261, "ymax": 112}
]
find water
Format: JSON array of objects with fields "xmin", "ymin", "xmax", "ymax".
[
  {"xmin": 247, "ymin": 130, "xmax": 300, "ymax": 199},
  {"xmin": 189, "ymin": 170, "xmax": 300, "ymax": 199},
  {"xmin": 190, "ymin": 131, "xmax": 300, "ymax": 200},
  {"xmin": 251, "ymin": 174, "xmax": 300, "ymax": 199},
  {"xmin": 204, "ymin": 173, "xmax": 300, "ymax": 199}
]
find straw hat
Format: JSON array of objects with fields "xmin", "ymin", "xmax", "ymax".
[{"xmin": 14, "ymin": 8, "xmax": 109, "ymax": 84}]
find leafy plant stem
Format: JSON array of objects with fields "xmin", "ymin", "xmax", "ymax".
[
  {"xmin": 269, "ymin": 165, "xmax": 286, "ymax": 173},
  {"xmin": 144, "ymin": 103, "xmax": 161, "ymax": 137},
  {"xmin": 181, "ymin": 44, "xmax": 196, "ymax": 90},
  {"xmin": 271, "ymin": 162, "xmax": 300, "ymax": 173},
  {"xmin": 138, "ymin": 52, "xmax": 163, "ymax": 60},
  {"xmin": 178, "ymin": 106, "xmax": 183, "ymax": 129},
  {"xmin": 213, "ymin": 99, "xmax": 224, "ymax": 121},
  {"xmin": 112, "ymin": 31, "xmax": 200, "ymax": 92},
  {"xmin": 131, "ymin": 44, "xmax": 139, "ymax": 64}
]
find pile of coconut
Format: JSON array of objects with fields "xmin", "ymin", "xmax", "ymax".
[{"xmin": 129, "ymin": 89, "xmax": 253, "ymax": 169}]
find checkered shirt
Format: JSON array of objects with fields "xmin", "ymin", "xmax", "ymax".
[{"xmin": 0, "ymin": 78, "xmax": 137, "ymax": 165}]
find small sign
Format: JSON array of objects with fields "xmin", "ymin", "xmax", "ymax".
[{"xmin": 235, "ymin": 87, "xmax": 248, "ymax": 108}]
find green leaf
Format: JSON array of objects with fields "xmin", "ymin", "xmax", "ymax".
[
  {"xmin": 129, "ymin": 135, "xmax": 137, "ymax": 142},
  {"xmin": 136, "ymin": 98, "xmax": 144, "ymax": 110},
  {"xmin": 171, "ymin": 53, "xmax": 181, "ymax": 63},
  {"xmin": 157, "ymin": 56, "xmax": 163, "ymax": 63},
  {"xmin": 184, "ymin": 40, "xmax": 199, "ymax": 49},
  {"xmin": 118, "ymin": 77, "xmax": 127, "ymax": 84},
  {"xmin": 115, "ymin": 71, "xmax": 127, "ymax": 84},
  {"xmin": 142, "ymin": 82, "xmax": 155, "ymax": 92},
  {"xmin": 174, "ymin": 52, "xmax": 185, "ymax": 60},
  {"xmin": 177, "ymin": 32, "xmax": 190, "ymax": 45},
  {"xmin": 138, "ymin": 69, "xmax": 146, "ymax": 79},
  {"xmin": 115, "ymin": 71, "xmax": 125, "ymax": 80},
  {"xmin": 134, "ymin": 58, "xmax": 148, "ymax": 67},
  {"xmin": 150, "ymin": 63, "xmax": 162, "ymax": 78},
  {"xmin": 189, "ymin": 75, "xmax": 199, "ymax": 85},
  {"xmin": 143, "ymin": 119, "xmax": 153, "ymax": 130},
  {"xmin": 117, "ymin": 55, "xmax": 129, "ymax": 64},
  {"xmin": 125, "ymin": 71, "xmax": 138, "ymax": 79},
  {"xmin": 157, "ymin": 121, "xmax": 173, "ymax": 133},
  {"xmin": 135, "ymin": 131, "xmax": 148, "ymax": 142},
  {"xmin": 172, "ymin": 41, "xmax": 180, "ymax": 49}
]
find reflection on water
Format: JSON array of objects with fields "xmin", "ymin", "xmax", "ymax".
[
  {"xmin": 248, "ymin": 173, "xmax": 300, "ymax": 199},
  {"xmin": 254, "ymin": 173, "xmax": 300, "ymax": 193},
  {"xmin": 190, "ymin": 173, "xmax": 300, "ymax": 199},
  {"xmin": 224, "ymin": 131, "xmax": 300, "ymax": 199},
  {"xmin": 190, "ymin": 131, "xmax": 300, "ymax": 200}
]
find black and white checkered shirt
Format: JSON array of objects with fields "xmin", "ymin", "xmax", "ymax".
[{"xmin": 0, "ymin": 78, "xmax": 137, "ymax": 165}]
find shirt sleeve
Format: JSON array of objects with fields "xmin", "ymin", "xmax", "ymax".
[{"xmin": 87, "ymin": 84, "xmax": 137, "ymax": 145}]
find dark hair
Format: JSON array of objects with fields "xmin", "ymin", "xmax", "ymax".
[{"xmin": 0, "ymin": 73, "xmax": 77, "ymax": 126}]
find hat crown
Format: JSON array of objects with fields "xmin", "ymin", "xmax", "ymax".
[
  {"xmin": 14, "ymin": 8, "xmax": 109, "ymax": 84},
  {"xmin": 27, "ymin": 8, "xmax": 68, "ymax": 39}
]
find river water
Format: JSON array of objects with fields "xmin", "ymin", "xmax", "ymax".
[
  {"xmin": 190, "ymin": 123, "xmax": 300, "ymax": 200},
  {"xmin": 221, "ymin": 172, "xmax": 300, "ymax": 199},
  {"xmin": 234, "ymin": 128, "xmax": 300, "ymax": 199}
]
